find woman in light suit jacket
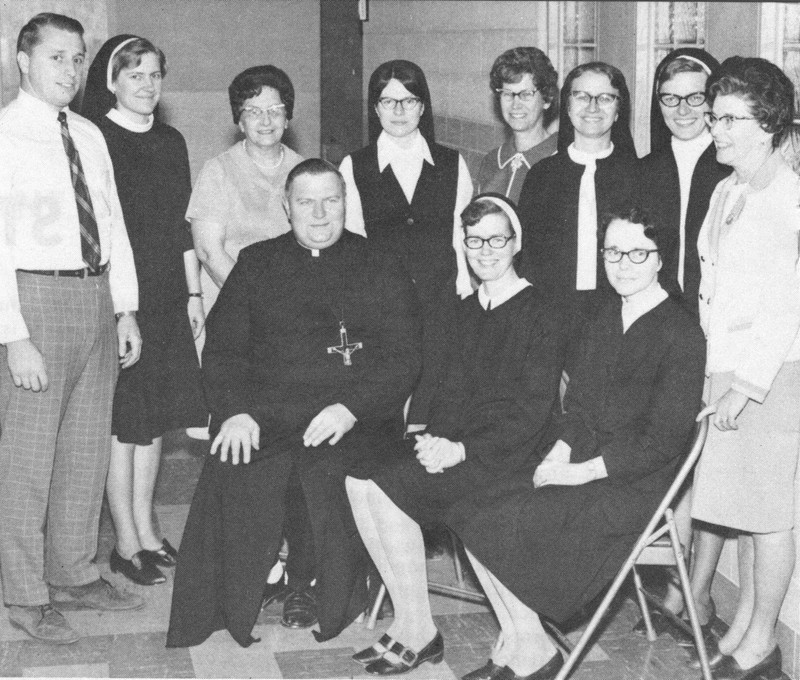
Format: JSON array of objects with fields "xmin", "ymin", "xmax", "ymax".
[{"xmin": 688, "ymin": 57, "xmax": 800, "ymax": 680}]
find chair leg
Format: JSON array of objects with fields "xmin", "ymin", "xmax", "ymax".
[
  {"xmin": 448, "ymin": 529, "xmax": 465, "ymax": 588},
  {"xmin": 666, "ymin": 509, "xmax": 712, "ymax": 680},
  {"xmin": 632, "ymin": 566, "xmax": 658, "ymax": 642},
  {"xmin": 366, "ymin": 583, "xmax": 386, "ymax": 630}
]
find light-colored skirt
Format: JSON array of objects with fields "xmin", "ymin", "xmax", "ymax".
[{"xmin": 692, "ymin": 363, "xmax": 800, "ymax": 533}]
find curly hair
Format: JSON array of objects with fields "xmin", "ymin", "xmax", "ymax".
[
  {"xmin": 228, "ymin": 65, "xmax": 295, "ymax": 124},
  {"xmin": 707, "ymin": 56, "xmax": 795, "ymax": 149},
  {"xmin": 489, "ymin": 47, "xmax": 559, "ymax": 126}
]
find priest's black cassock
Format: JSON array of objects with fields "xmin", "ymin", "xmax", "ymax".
[{"xmin": 166, "ymin": 230, "xmax": 422, "ymax": 648}]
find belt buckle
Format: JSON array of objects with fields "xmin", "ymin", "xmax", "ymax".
[{"xmin": 78, "ymin": 268, "xmax": 89, "ymax": 279}]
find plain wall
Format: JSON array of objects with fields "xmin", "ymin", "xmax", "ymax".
[{"xmin": 109, "ymin": 0, "xmax": 321, "ymax": 179}]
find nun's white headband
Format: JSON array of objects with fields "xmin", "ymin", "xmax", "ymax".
[{"xmin": 106, "ymin": 37, "xmax": 138, "ymax": 92}]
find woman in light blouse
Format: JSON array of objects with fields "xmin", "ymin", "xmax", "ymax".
[{"xmin": 688, "ymin": 57, "xmax": 800, "ymax": 680}]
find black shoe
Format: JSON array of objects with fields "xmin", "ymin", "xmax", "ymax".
[
  {"xmin": 462, "ymin": 660, "xmax": 511, "ymax": 680},
  {"xmin": 365, "ymin": 631, "xmax": 444, "ymax": 675},
  {"xmin": 280, "ymin": 587, "xmax": 317, "ymax": 629},
  {"xmin": 354, "ymin": 633, "xmax": 395, "ymax": 665},
  {"xmin": 508, "ymin": 651, "xmax": 563, "ymax": 680},
  {"xmin": 140, "ymin": 539, "xmax": 178, "ymax": 568},
  {"xmin": 712, "ymin": 646, "xmax": 783, "ymax": 680},
  {"xmin": 110, "ymin": 547, "xmax": 166, "ymax": 586}
]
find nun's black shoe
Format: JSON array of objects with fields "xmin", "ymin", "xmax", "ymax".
[
  {"xmin": 461, "ymin": 660, "xmax": 510, "ymax": 680},
  {"xmin": 365, "ymin": 631, "xmax": 444, "ymax": 675},
  {"xmin": 353, "ymin": 633, "xmax": 395, "ymax": 665}
]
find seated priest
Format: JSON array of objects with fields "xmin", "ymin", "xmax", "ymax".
[{"xmin": 166, "ymin": 158, "xmax": 422, "ymax": 648}]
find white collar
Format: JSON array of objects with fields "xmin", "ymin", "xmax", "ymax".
[
  {"xmin": 567, "ymin": 141, "xmax": 614, "ymax": 165},
  {"xmin": 106, "ymin": 107, "xmax": 154, "ymax": 132},
  {"xmin": 377, "ymin": 129, "xmax": 433, "ymax": 172},
  {"xmin": 621, "ymin": 281, "xmax": 668, "ymax": 331},
  {"xmin": 477, "ymin": 276, "xmax": 531, "ymax": 310},
  {"xmin": 671, "ymin": 130, "xmax": 712, "ymax": 159},
  {"xmin": 17, "ymin": 87, "xmax": 67, "ymax": 120}
]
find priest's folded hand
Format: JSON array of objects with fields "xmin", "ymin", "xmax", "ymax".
[
  {"xmin": 210, "ymin": 413, "xmax": 260, "ymax": 465},
  {"xmin": 303, "ymin": 403, "xmax": 357, "ymax": 447}
]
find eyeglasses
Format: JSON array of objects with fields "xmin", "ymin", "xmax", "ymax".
[
  {"xmin": 464, "ymin": 235, "xmax": 514, "ymax": 250},
  {"xmin": 495, "ymin": 88, "xmax": 539, "ymax": 103},
  {"xmin": 601, "ymin": 248, "xmax": 659, "ymax": 264},
  {"xmin": 377, "ymin": 97, "xmax": 422, "ymax": 112},
  {"xmin": 570, "ymin": 91, "xmax": 620, "ymax": 108},
  {"xmin": 703, "ymin": 112, "xmax": 757, "ymax": 130},
  {"xmin": 658, "ymin": 91, "xmax": 707, "ymax": 108},
  {"xmin": 241, "ymin": 104, "xmax": 286, "ymax": 120}
]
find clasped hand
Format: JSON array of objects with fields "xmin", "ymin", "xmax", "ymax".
[{"xmin": 415, "ymin": 433, "xmax": 464, "ymax": 474}]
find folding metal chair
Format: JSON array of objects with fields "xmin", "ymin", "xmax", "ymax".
[{"xmin": 554, "ymin": 411, "xmax": 711, "ymax": 680}]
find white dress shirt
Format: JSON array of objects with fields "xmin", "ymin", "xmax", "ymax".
[
  {"xmin": 671, "ymin": 131, "xmax": 712, "ymax": 290},
  {"xmin": 0, "ymin": 89, "xmax": 137, "ymax": 343}
]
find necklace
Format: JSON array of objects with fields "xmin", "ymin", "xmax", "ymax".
[{"xmin": 244, "ymin": 140, "xmax": 285, "ymax": 171}]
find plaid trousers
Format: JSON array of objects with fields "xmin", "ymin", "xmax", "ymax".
[{"xmin": 0, "ymin": 272, "xmax": 117, "ymax": 606}]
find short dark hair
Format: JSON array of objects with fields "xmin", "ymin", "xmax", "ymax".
[
  {"xmin": 285, "ymin": 158, "xmax": 345, "ymax": 197},
  {"xmin": 109, "ymin": 37, "xmax": 166, "ymax": 83},
  {"xmin": 367, "ymin": 60, "xmax": 435, "ymax": 144},
  {"xmin": 489, "ymin": 47, "xmax": 559, "ymax": 127},
  {"xmin": 558, "ymin": 61, "xmax": 635, "ymax": 155},
  {"xmin": 600, "ymin": 206, "xmax": 662, "ymax": 250},
  {"xmin": 657, "ymin": 56, "xmax": 708, "ymax": 90},
  {"xmin": 460, "ymin": 197, "xmax": 508, "ymax": 232},
  {"xmin": 707, "ymin": 56, "xmax": 795, "ymax": 149},
  {"xmin": 229, "ymin": 65, "xmax": 295, "ymax": 124},
  {"xmin": 17, "ymin": 12, "xmax": 84, "ymax": 55}
]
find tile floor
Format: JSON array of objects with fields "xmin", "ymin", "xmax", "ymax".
[{"xmin": 0, "ymin": 431, "xmax": 790, "ymax": 679}]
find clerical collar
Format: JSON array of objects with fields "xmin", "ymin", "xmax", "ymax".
[
  {"xmin": 567, "ymin": 142, "xmax": 614, "ymax": 165},
  {"xmin": 671, "ymin": 130, "xmax": 711, "ymax": 161},
  {"xmin": 621, "ymin": 281, "xmax": 668, "ymax": 332},
  {"xmin": 107, "ymin": 107, "xmax": 154, "ymax": 132},
  {"xmin": 477, "ymin": 277, "xmax": 531, "ymax": 310},
  {"xmin": 377, "ymin": 129, "xmax": 433, "ymax": 172}
]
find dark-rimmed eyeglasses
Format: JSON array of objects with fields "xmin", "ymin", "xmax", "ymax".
[
  {"xmin": 495, "ymin": 88, "xmax": 539, "ymax": 103},
  {"xmin": 464, "ymin": 235, "xmax": 515, "ymax": 250},
  {"xmin": 377, "ymin": 97, "xmax": 422, "ymax": 112},
  {"xmin": 658, "ymin": 91, "xmax": 707, "ymax": 108},
  {"xmin": 601, "ymin": 248, "xmax": 659, "ymax": 264},
  {"xmin": 703, "ymin": 112, "xmax": 757, "ymax": 130},
  {"xmin": 570, "ymin": 91, "xmax": 620, "ymax": 108}
]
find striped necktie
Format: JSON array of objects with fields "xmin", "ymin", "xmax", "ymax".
[{"xmin": 58, "ymin": 112, "xmax": 101, "ymax": 271}]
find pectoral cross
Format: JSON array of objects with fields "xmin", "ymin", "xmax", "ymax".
[{"xmin": 327, "ymin": 322, "xmax": 362, "ymax": 366}]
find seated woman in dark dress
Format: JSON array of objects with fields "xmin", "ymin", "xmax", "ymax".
[
  {"xmin": 452, "ymin": 207, "xmax": 706, "ymax": 680},
  {"xmin": 346, "ymin": 194, "xmax": 567, "ymax": 676}
]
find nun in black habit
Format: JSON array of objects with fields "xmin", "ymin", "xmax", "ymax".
[
  {"xmin": 636, "ymin": 47, "xmax": 730, "ymax": 313},
  {"xmin": 451, "ymin": 207, "xmax": 705, "ymax": 680},
  {"xmin": 166, "ymin": 160, "xmax": 422, "ymax": 648}
]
